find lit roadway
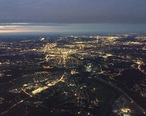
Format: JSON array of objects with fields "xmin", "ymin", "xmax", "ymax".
[
  {"xmin": 0, "ymin": 73, "xmax": 66, "ymax": 116},
  {"xmin": 137, "ymin": 62, "xmax": 146, "ymax": 75},
  {"xmin": 93, "ymin": 75, "xmax": 146, "ymax": 115}
]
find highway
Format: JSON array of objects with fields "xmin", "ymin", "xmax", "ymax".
[{"xmin": 93, "ymin": 75, "xmax": 146, "ymax": 115}]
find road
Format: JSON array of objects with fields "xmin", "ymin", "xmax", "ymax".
[{"xmin": 93, "ymin": 75, "xmax": 146, "ymax": 115}]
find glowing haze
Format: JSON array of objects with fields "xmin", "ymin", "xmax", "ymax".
[
  {"xmin": 0, "ymin": 23, "xmax": 146, "ymax": 34},
  {"xmin": 0, "ymin": 0, "xmax": 146, "ymax": 34}
]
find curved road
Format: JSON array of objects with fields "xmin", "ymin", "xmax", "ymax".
[{"xmin": 93, "ymin": 75, "xmax": 146, "ymax": 115}]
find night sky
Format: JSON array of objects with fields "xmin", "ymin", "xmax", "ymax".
[{"xmin": 0, "ymin": 0, "xmax": 146, "ymax": 34}]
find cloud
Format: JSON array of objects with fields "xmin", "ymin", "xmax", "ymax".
[
  {"xmin": 0, "ymin": 23, "xmax": 146, "ymax": 34},
  {"xmin": 0, "ymin": 26, "xmax": 16, "ymax": 30},
  {"xmin": 0, "ymin": 0, "xmax": 146, "ymax": 23}
]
